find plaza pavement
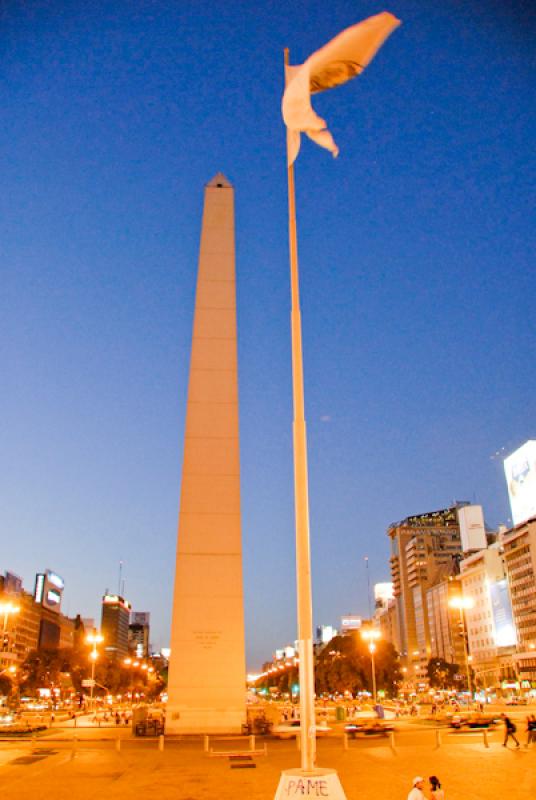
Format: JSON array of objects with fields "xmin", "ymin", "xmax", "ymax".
[{"xmin": 0, "ymin": 720, "xmax": 534, "ymax": 800}]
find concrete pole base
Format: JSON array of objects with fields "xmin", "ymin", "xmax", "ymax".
[{"xmin": 274, "ymin": 768, "xmax": 347, "ymax": 800}]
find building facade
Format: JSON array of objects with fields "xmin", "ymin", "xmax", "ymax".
[
  {"xmin": 502, "ymin": 517, "xmax": 536, "ymax": 683},
  {"xmin": 459, "ymin": 544, "xmax": 517, "ymax": 687},
  {"xmin": 101, "ymin": 594, "xmax": 132, "ymax": 660},
  {"xmin": 128, "ymin": 611, "xmax": 150, "ymax": 657},
  {"xmin": 1, "ymin": 570, "xmax": 77, "ymax": 669},
  {"xmin": 426, "ymin": 577, "xmax": 466, "ymax": 667},
  {"xmin": 388, "ymin": 505, "xmax": 465, "ymax": 680}
]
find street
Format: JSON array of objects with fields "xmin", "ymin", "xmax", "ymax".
[{"xmin": 0, "ymin": 708, "xmax": 535, "ymax": 800}]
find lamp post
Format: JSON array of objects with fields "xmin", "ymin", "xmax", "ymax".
[
  {"xmin": 360, "ymin": 629, "xmax": 381, "ymax": 704},
  {"xmin": 0, "ymin": 602, "xmax": 20, "ymax": 667},
  {"xmin": 124, "ymin": 658, "xmax": 142, "ymax": 706},
  {"xmin": 448, "ymin": 596, "xmax": 474, "ymax": 699},
  {"xmin": 86, "ymin": 629, "xmax": 104, "ymax": 712}
]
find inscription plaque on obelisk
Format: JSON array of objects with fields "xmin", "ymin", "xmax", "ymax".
[{"xmin": 166, "ymin": 174, "xmax": 246, "ymax": 734}]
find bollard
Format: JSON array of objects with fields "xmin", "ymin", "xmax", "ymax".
[
  {"xmin": 483, "ymin": 729, "xmax": 489, "ymax": 748},
  {"xmin": 435, "ymin": 729, "xmax": 441, "ymax": 749},
  {"xmin": 204, "ymin": 735, "xmax": 209, "ymax": 753},
  {"xmin": 390, "ymin": 730, "xmax": 396, "ymax": 752},
  {"xmin": 116, "ymin": 737, "xmax": 121, "ymax": 752},
  {"xmin": 158, "ymin": 734, "xmax": 164, "ymax": 752},
  {"xmin": 249, "ymin": 734, "xmax": 255, "ymax": 752},
  {"xmin": 343, "ymin": 733, "xmax": 348, "ymax": 751}
]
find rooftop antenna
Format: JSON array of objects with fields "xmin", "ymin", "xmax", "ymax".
[{"xmin": 118, "ymin": 561, "xmax": 123, "ymax": 596}]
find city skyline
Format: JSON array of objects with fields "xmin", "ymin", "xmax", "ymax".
[{"xmin": 2, "ymin": 1, "xmax": 535, "ymax": 670}]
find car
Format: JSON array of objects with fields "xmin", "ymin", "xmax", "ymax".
[
  {"xmin": 344, "ymin": 721, "xmax": 394, "ymax": 739},
  {"xmin": 448, "ymin": 714, "xmax": 498, "ymax": 730},
  {"xmin": 272, "ymin": 720, "xmax": 331, "ymax": 739}
]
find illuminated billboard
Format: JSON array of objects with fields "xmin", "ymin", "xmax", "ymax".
[
  {"xmin": 457, "ymin": 505, "xmax": 487, "ymax": 553},
  {"xmin": 46, "ymin": 589, "xmax": 61, "ymax": 608},
  {"xmin": 504, "ymin": 440, "xmax": 536, "ymax": 526},
  {"xmin": 489, "ymin": 579, "xmax": 517, "ymax": 647},
  {"xmin": 47, "ymin": 571, "xmax": 64, "ymax": 590},
  {"xmin": 340, "ymin": 615, "xmax": 362, "ymax": 630},
  {"xmin": 35, "ymin": 569, "xmax": 64, "ymax": 613},
  {"xmin": 34, "ymin": 573, "xmax": 45, "ymax": 604},
  {"xmin": 374, "ymin": 583, "xmax": 394, "ymax": 605}
]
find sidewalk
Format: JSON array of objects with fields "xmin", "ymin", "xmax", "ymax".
[{"xmin": 0, "ymin": 732, "xmax": 534, "ymax": 800}]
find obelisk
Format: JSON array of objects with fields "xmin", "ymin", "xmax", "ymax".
[{"xmin": 166, "ymin": 174, "xmax": 246, "ymax": 734}]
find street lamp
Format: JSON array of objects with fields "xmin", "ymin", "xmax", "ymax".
[
  {"xmin": 86, "ymin": 629, "xmax": 104, "ymax": 712},
  {"xmin": 123, "ymin": 657, "xmax": 140, "ymax": 706},
  {"xmin": 448, "ymin": 595, "xmax": 474, "ymax": 699},
  {"xmin": 0, "ymin": 602, "xmax": 20, "ymax": 667},
  {"xmin": 0, "ymin": 665, "xmax": 17, "ymax": 678},
  {"xmin": 360, "ymin": 628, "xmax": 381, "ymax": 704}
]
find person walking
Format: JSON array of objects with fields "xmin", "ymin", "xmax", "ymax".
[
  {"xmin": 407, "ymin": 777, "xmax": 425, "ymax": 800},
  {"xmin": 501, "ymin": 714, "xmax": 520, "ymax": 748},
  {"xmin": 429, "ymin": 776, "xmax": 445, "ymax": 800},
  {"xmin": 525, "ymin": 714, "xmax": 536, "ymax": 746}
]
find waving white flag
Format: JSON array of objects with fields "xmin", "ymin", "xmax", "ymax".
[{"xmin": 282, "ymin": 11, "xmax": 401, "ymax": 164}]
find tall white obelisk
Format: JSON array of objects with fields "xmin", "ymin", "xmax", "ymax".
[{"xmin": 166, "ymin": 174, "xmax": 246, "ymax": 734}]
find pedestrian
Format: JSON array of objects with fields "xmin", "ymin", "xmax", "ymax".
[
  {"xmin": 429, "ymin": 776, "xmax": 444, "ymax": 800},
  {"xmin": 407, "ymin": 777, "xmax": 425, "ymax": 800},
  {"xmin": 501, "ymin": 714, "xmax": 520, "ymax": 748},
  {"xmin": 526, "ymin": 714, "xmax": 536, "ymax": 746}
]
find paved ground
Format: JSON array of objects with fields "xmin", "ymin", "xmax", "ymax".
[{"xmin": 0, "ymin": 723, "xmax": 534, "ymax": 800}]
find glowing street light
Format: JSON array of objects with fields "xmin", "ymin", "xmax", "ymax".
[
  {"xmin": 123, "ymin": 657, "xmax": 146, "ymax": 705},
  {"xmin": 361, "ymin": 628, "xmax": 381, "ymax": 703},
  {"xmin": 449, "ymin": 595, "xmax": 474, "ymax": 698},
  {"xmin": 86, "ymin": 629, "xmax": 104, "ymax": 711}
]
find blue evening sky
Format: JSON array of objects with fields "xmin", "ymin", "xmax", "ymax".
[{"xmin": 1, "ymin": 1, "xmax": 534, "ymax": 669}]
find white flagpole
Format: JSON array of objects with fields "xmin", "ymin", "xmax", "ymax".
[{"xmin": 284, "ymin": 47, "xmax": 316, "ymax": 774}]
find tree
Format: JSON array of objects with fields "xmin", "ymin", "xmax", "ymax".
[
  {"xmin": 315, "ymin": 633, "xmax": 401, "ymax": 697},
  {"xmin": 426, "ymin": 658, "xmax": 460, "ymax": 690},
  {"xmin": 0, "ymin": 674, "xmax": 13, "ymax": 697}
]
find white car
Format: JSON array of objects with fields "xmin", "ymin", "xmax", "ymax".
[{"xmin": 272, "ymin": 719, "xmax": 331, "ymax": 739}]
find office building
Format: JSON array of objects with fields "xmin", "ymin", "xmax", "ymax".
[
  {"xmin": 101, "ymin": 594, "xmax": 132, "ymax": 660},
  {"xmin": 426, "ymin": 577, "xmax": 466, "ymax": 666},
  {"xmin": 1, "ymin": 569, "xmax": 77, "ymax": 667},
  {"xmin": 502, "ymin": 516, "xmax": 536, "ymax": 683},
  {"xmin": 460, "ymin": 542, "xmax": 517, "ymax": 687},
  {"xmin": 388, "ymin": 505, "xmax": 466, "ymax": 680},
  {"xmin": 128, "ymin": 611, "xmax": 150, "ymax": 657}
]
